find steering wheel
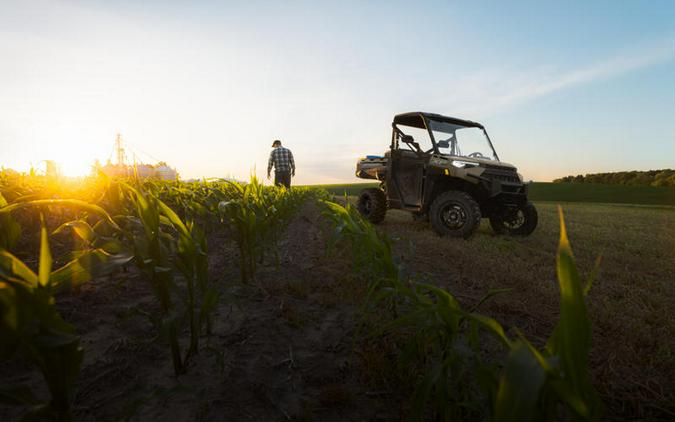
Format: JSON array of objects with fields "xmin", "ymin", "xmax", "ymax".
[{"xmin": 468, "ymin": 152, "xmax": 485, "ymax": 158}]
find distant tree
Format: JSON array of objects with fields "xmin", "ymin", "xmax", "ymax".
[
  {"xmin": 666, "ymin": 174, "xmax": 675, "ymax": 187},
  {"xmin": 554, "ymin": 169, "xmax": 674, "ymax": 186}
]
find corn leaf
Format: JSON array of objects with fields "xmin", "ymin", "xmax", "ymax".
[
  {"xmin": 546, "ymin": 207, "xmax": 601, "ymax": 420},
  {"xmin": 38, "ymin": 215, "xmax": 52, "ymax": 287},
  {"xmin": 50, "ymin": 250, "xmax": 133, "ymax": 293},
  {"xmin": 52, "ymin": 220, "xmax": 95, "ymax": 243},
  {"xmin": 495, "ymin": 342, "xmax": 546, "ymax": 422},
  {"xmin": 0, "ymin": 199, "xmax": 120, "ymax": 231},
  {"xmin": 0, "ymin": 251, "xmax": 38, "ymax": 286}
]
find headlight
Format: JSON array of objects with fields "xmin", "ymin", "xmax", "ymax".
[{"xmin": 451, "ymin": 160, "xmax": 477, "ymax": 168}]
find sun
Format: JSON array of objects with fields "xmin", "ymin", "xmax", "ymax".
[
  {"xmin": 59, "ymin": 160, "xmax": 93, "ymax": 178},
  {"xmin": 53, "ymin": 151, "xmax": 96, "ymax": 178}
]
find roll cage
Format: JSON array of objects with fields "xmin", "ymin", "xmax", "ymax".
[{"xmin": 390, "ymin": 111, "xmax": 500, "ymax": 161}]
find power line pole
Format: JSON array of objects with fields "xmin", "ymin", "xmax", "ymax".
[{"xmin": 115, "ymin": 133, "xmax": 126, "ymax": 166}]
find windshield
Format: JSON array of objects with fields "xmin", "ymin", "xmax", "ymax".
[{"xmin": 428, "ymin": 120, "xmax": 498, "ymax": 161}]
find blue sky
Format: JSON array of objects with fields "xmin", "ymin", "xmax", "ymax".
[{"xmin": 1, "ymin": 0, "xmax": 674, "ymax": 183}]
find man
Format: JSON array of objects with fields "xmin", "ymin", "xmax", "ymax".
[{"xmin": 267, "ymin": 139, "xmax": 295, "ymax": 188}]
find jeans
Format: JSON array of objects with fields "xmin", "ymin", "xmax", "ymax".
[{"xmin": 274, "ymin": 171, "xmax": 291, "ymax": 188}]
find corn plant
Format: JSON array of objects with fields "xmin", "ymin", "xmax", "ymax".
[
  {"xmin": 0, "ymin": 193, "xmax": 21, "ymax": 251},
  {"xmin": 218, "ymin": 176, "xmax": 308, "ymax": 283},
  {"xmin": 0, "ymin": 198, "xmax": 132, "ymax": 294},
  {"xmin": 157, "ymin": 200, "xmax": 218, "ymax": 357},
  {"xmin": 125, "ymin": 183, "xmax": 219, "ymax": 372},
  {"xmin": 0, "ymin": 208, "xmax": 130, "ymax": 421},
  {"xmin": 489, "ymin": 207, "xmax": 602, "ymax": 422},
  {"xmin": 124, "ymin": 184, "xmax": 184, "ymax": 375}
]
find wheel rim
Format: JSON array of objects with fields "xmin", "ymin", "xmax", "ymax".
[
  {"xmin": 440, "ymin": 203, "xmax": 467, "ymax": 230},
  {"xmin": 503, "ymin": 209, "xmax": 526, "ymax": 229}
]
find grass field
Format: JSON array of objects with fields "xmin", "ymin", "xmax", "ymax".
[
  {"xmin": 357, "ymin": 200, "xmax": 675, "ymax": 418},
  {"xmin": 309, "ymin": 181, "xmax": 675, "ymax": 206}
]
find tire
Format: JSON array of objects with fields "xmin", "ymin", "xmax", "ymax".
[
  {"xmin": 357, "ymin": 188, "xmax": 387, "ymax": 224},
  {"xmin": 429, "ymin": 191, "xmax": 481, "ymax": 238},
  {"xmin": 489, "ymin": 202, "xmax": 538, "ymax": 236}
]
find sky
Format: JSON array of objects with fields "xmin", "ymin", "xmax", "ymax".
[{"xmin": 1, "ymin": 0, "xmax": 674, "ymax": 184}]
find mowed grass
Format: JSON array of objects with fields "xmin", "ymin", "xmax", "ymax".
[
  {"xmin": 378, "ymin": 202, "xmax": 674, "ymax": 417},
  {"xmin": 309, "ymin": 182, "xmax": 675, "ymax": 206},
  {"xmin": 305, "ymin": 181, "xmax": 673, "ymax": 415}
]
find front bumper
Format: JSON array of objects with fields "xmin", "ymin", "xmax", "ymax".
[{"xmin": 468, "ymin": 173, "xmax": 529, "ymax": 205}]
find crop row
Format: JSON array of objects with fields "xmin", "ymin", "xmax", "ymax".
[{"xmin": 0, "ymin": 171, "xmax": 315, "ymax": 420}]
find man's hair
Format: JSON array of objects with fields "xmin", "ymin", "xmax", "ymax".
[{"xmin": 272, "ymin": 139, "xmax": 282, "ymax": 147}]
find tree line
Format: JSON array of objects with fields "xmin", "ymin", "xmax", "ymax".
[{"xmin": 553, "ymin": 169, "xmax": 675, "ymax": 187}]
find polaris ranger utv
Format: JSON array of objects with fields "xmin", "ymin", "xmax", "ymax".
[{"xmin": 355, "ymin": 112, "xmax": 537, "ymax": 238}]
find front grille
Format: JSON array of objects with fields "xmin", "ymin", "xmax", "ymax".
[{"xmin": 483, "ymin": 167, "xmax": 520, "ymax": 184}]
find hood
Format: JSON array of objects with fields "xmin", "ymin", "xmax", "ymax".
[{"xmin": 440, "ymin": 155, "xmax": 517, "ymax": 170}]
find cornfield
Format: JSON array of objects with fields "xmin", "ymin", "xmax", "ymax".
[{"xmin": 0, "ymin": 169, "xmax": 619, "ymax": 420}]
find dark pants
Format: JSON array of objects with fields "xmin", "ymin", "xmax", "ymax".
[{"xmin": 274, "ymin": 171, "xmax": 291, "ymax": 188}]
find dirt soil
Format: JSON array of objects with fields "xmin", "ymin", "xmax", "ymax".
[
  {"xmin": 1, "ymin": 203, "xmax": 401, "ymax": 421},
  {"xmin": 1, "ymin": 200, "xmax": 673, "ymax": 421}
]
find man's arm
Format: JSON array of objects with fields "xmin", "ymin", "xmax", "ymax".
[
  {"xmin": 289, "ymin": 150, "xmax": 295, "ymax": 176},
  {"xmin": 267, "ymin": 151, "xmax": 274, "ymax": 178}
]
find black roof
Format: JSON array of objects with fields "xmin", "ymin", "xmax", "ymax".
[{"xmin": 393, "ymin": 112, "xmax": 484, "ymax": 129}]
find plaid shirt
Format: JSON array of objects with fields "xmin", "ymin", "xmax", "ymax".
[{"xmin": 268, "ymin": 147, "xmax": 295, "ymax": 174}]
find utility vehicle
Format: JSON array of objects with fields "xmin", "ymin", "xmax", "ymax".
[{"xmin": 355, "ymin": 112, "xmax": 537, "ymax": 238}]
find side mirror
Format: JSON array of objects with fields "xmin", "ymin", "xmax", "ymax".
[{"xmin": 437, "ymin": 140, "xmax": 449, "ymax": 148}]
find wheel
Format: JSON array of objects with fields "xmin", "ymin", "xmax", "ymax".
[
  {"xmin": 489, "ymin": 202, "xmax": 538, "ymax": 236},
  {"xmin": 357, "ymin": 188, "xmax": 387, "ymax": 224},
  {"xmin": 429, "ymin": 191, "xmax": 481, "ymax": 238}
]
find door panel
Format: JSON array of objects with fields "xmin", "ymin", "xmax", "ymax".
[{"xmin": 389, "ymin": 150, "xmax": 425, "ymax": 207}]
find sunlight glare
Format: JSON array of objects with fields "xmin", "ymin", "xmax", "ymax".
[{"xmin": 59, "ymin": 159, "xmax": 93, "ymax": 178}]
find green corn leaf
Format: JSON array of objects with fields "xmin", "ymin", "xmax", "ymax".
[
  {"xmin": 0, "ymin": 281, "xmax": 18, "ymax": 330},
  {"xmin": 0, "ymin": 250, "xmax": 38, "ymax": 286},
  {"xmin": 546, "ymin": 206, "xmax": 601, "ymax": 420},
  {"xmin": 466, "ymin": 313, "xmax": 511, "ymax": 348},
  {"xmin": 52, "ymin": 220, "xmax": 95, "ymax": 243},
  {"xmin": 0, "ymin": 199, "xmax": 121, "ymax": 231},
  {"xmin": 410, "ymin": 360, "xmax": 445, "ymax": 421},
  {"xmin": 419, "ymin": 283, "xmax": 461, "ymax": 310},
  {"xmin": 495, "ymin": 341, "xmax": 547, "ymax": 422},
  {"xmin": 469, "ymin": 288, "xmax": 512, "ymax": 313},
  {"xmin": 50, "ymin": 250, "xmax": 133, "ymax": 293},
  {"xmin": 0, "ymin": 193, "xmax": 21, "ymax": 251},
  {"xmin": 584, "ymin": 255, "xmax": 602, "ymax": 296},
  {"xmin": 38, "ymin": 214, "xmax": 52, "ymax": 287},
  {"xmin": 547, "ymin": 378, "xmax": 591, "ymax": 419},
  {"xmin": 157, "ymin": 200, "xmax": 190, "ymax": 238}
]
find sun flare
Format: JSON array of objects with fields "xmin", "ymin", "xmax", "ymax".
[
  {"xmin": 50, "ymin": 149, "xmax": 97, "ymax": 178},
  {"xmin": 58, "ymin": 160, "xmax": 92, "ymax": 178}
]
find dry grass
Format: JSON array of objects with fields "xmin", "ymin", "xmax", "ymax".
[{"xmin": 374, "ymin": 201, "xmax": 674, "ymax": 418}]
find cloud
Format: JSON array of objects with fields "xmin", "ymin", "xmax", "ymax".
[{"xmin": 427, "ymin": 37, "xmax": 675, "ymax": 117}]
